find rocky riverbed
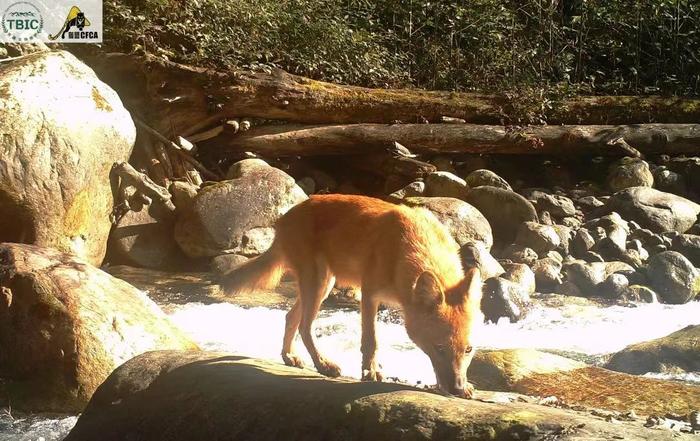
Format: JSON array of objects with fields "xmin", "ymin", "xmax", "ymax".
[{"xmin": 2, "ymin": 46, "xmax": 700, "ymax": 440}]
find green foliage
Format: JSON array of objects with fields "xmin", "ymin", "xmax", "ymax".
[{"xmin": 104, "ymin": 0, "xmax": 699, "ymax": 96}]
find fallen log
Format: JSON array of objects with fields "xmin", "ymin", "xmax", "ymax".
[
  {"xmin": 75, "ymin": 51, "xmax": 700, "ymax": 133},
  {"xmin": 214, "ymin": 123, "xmax": 700, "ymax": 156}
]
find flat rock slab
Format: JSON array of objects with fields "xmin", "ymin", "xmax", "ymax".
[
  {"xmin": 65, "ymin": 350, "xmax": 696, "ymax": 441},
  {"xmin": 470, "ymin": 349, "xmax": 700, "ymax": 417}
]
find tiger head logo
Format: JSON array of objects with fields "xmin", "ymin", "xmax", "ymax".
[{"xmin": 48, "ymin": 6, "xmax": 90, "ymax": 40}]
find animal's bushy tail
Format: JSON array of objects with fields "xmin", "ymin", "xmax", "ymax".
[{"xmin": 219, "ymin": 246, "xmax": 286, "ymax": 295}]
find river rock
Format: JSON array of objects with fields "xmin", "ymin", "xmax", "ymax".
[
  {"xmin": 531, "ymin": 257, "xmax": 563, "ymax": 292},
  {"xmin": 646, "ymin": 251, "xmax": 700, "ymax": 304},
  {"xmin": 572, "ymin": 229, "xmax": 596, "ymax": 257},
  {"xmin": 464, "ymin": 186, "xmax": 538, "ymax": 244},
  {"xmin": 654, "ymin": 167, "xmax": 687, "ymax": 195},
  {"xmin": 561, "ymin": 216, "xmax": 582, "ymax": 229},
  {"xmin": 623, "ymin": 285, "xmax": 658, "ymax": 303},
  {"xmin": 481, "ymin": 277, "xmax": 531, "ymax": 323},
  {"xmin": 0, "ymin": 51, "xmax": 136, "ymax": 265},
  {"xmin": 577, "ymin": 195, "xmax": 605, "ymax": 212},
  {"xmin": 464, "ymin": 169, "xmax": 511, "ymax": 191},
  {"xmin": 607, "ymin": 157, "xmax": 654, "ymax": 192},
  {"xmin": 470, "ymin": 349, "xmax": 700, "ymax": 417},
  {"xmin": 501, "ymin": 263, "xmax": 536, "ymax": 295},
  {"xmin": 600, "ymin": 187, "xmax": 700, "ymax": 233},
  {"xmin": 0, "ymin": 244, "xmax": 198, "ymax": 412},
  {"xmin": 424, "ymin": 171, "xmax": 469, "ymax": 199},
  {"xmin": 459, "ymin": 243, "xmax": 503, "ymax": 279},
  {"xmin": 514, "ymin": 221, "xmax": 560, "ymax": 256},
  {"xmin": 606, "ymin": 325, "xmax": 700, "ymax": 375},
  {"xmin": 672, "ymin": 234, "xmax": 700, "ymax": 267},
  {"xmin": 108, "ymin": 202, "xmax": 187, "ymax": 270},
  {"xmin": 499, "ymin": 244, "xmax": 538, "ymax": 266},
  {"xmin": 552, "ymin": 224, "xmax": 572, "ymax": 255},
  {"xmin": 598, "ymin": 273, "xmax": 629, "ymax": 299},
  {"xmin": 403, "ymin": 197, "xmax": 493, "ymax": 249},
  {"xmin": 63, "ymin": 350, "xmax": 693, "ymax": 441},
  {"xmin": 531, "ymin": 193, "xmax": 577, "ymax": 218},
  {"xmin": 563, "ymin": 261, "xmax": 635, "ymax": 297},
  {"xmin": 169, "ymin": 181, "xmax": 199, "ymax": 212},
  {"xmin": 174, "ymin": 159, "xmax": 307, "ymax": 258},
  {"xmin": 211, "ymin": 254, "xmax": 249, "ymax": 276},
  {"xmin": 389, "ymin": 180, "xmax": 425, "ymax": 199}
]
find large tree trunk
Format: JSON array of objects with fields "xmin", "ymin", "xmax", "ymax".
[
  {"xmin": 211, "ymin": 123, "xmax": 700, "ymax": 156},
  {"xmin": 76, "ymin": 51, "xmax": 700, "ymax": 135}
]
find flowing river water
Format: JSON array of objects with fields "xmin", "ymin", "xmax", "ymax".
[{"xmin": 2, "ymin": 293, "xmax": 700, "ymax": 440}]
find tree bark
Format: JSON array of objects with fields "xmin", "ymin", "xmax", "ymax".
[
  {"xmin": 75, "ymin": 51, "xmax": 700, "ymax": 134},
  {"xmin": 212, "ymin": 123, "xmax": 700, "ymax": 156}
]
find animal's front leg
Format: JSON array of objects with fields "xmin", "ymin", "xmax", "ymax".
[{"xmin": 360, "ymin": 294, "xmax": 382, "ymax": 381}]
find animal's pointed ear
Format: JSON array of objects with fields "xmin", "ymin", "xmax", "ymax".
[
  {"xmin": 413, "ymin": 271, "xmax": 444, "ymax": 310},
  {"xmin": 461, "ymin": 267, "xmax": 483, "ymax": 307}
]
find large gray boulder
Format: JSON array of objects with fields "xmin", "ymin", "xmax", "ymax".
[
  {"xmin": 0, "ymin": 244, "xmax": 198, "ymax": 412},
  {"xmin": 646, "ymin": 251, "xmax": 700, "ymax": 304},
  {"xmin": 0, "ymin": 51, "xmax": 136, "ymax": 265},
  {"xmin": 403, "ymin": 197, "xmax": 493, "ymax": 250},
  {"xmin": 64, "ymin": 351, "xmax": 690, "ymax": 441},
  {"xmin": 464, "ymin": 186, "xmax": 538, "ymax": 244},
  {"xmin": 600, "ymin": 187, "xmax": 700, "ymax": 233},
  {"xmin": 174, "ymin": 160, "xmax": 307, "ymax": 258}
]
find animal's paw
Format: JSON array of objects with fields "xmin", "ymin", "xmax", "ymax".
[
  {"xmin": 316, "ymin": 359, "xmax": 342, "ymax": 377},
  {"xmin": 361, "ymin": 368, "xmax": 383, "ymax": 382},
  {"xmin": 463, "ymin": 382, "xmax": 475, "ymax": 399},
  {"xmin": 282, "ymin": 352, "xmax": 305, "ymax": 369}
]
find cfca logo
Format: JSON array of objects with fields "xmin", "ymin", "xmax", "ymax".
[
  {"xmin": 1, "ymin": 1, "xmax": 43, "ymax": 42},
  {"xmin": 49, "ymin": 5, "xmax": 97, "ymax": 40}
]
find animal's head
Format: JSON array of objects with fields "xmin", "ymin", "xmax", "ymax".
[
  {"xmin": 76, "ymin": 12, "xmax": 85, "ymax": 24},
  {"xmin": 403, "ymin": 267, "xmax": 483, "ymax": 398}
]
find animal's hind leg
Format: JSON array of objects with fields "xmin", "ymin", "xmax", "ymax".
[
  {"xmin": 281, "ymin": 299, "xmax": 304, "ymax": 368},
  {"xmin": 297, "ymin": 261, "xmax": 340, "ymax": 377}
]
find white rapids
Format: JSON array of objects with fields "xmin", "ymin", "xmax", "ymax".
[{"xmin": 167, "ymin": 299, "xmax": 700, "ymax": 386}]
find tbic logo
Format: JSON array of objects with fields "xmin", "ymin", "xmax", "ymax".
[
  {"xmin": 1, "ymin": 1, "xmax": 43, "ymax": 42},
  {"xmin": 49, "ymin": 5, "xmax": 97, "ymax": 40}
]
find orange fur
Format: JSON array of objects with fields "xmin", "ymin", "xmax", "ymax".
[{"xmin": 220, "ymin": 194, "xmax": 483, "ymax": 397}]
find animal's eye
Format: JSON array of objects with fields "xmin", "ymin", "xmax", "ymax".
[
  {"xmin": 435, "ymin": 345, "xmax": 448, "ymax": 354},
  {"xmin": 465, "ymin": 346, "xmax": 473, "ymax": 354}
]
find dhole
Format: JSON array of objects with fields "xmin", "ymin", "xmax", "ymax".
[{"xmin": 221, "ymin": 194, "xmax": 483, "ymax": 398}]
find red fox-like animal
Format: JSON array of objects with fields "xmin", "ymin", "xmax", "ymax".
[{"xmin": 220, "ymin": 194, "xmax": 483, "ymax": 398}]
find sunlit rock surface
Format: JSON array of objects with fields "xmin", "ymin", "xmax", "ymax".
[
  {"xmin": 470, "ymin": 349, "xmax": 700, "ymax": 417},
  {"xmin": 65, "ymin": 350, "xmax": 695, "ymax": 441},
  {"xmin": 0, "ymin": 244, "xmax": 198, "ymax": 412},
  {"xmin": 0, "ymin": 50, "xmax": 136, "ymax": 265},
  {"xmin": 606, "ymin": 325, "xmax": 700, "ymax": 375},
  {"xmin": 174, "ymin": 159, "xmax": 306, "ymax": 258}
]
